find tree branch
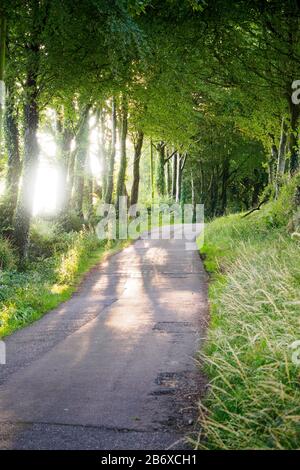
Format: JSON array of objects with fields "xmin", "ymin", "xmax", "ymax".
[
  {"xmin": 164, "ymin": 149, "xmax": 177, "ymax": 164},
  {"xmin": 242, "ymin": 197, "xmax": 268, "ymax": 218}
]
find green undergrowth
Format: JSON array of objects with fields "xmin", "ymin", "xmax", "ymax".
[{"xmin": 194, "ymin": 176, "xmax": 300, "ymax": 449}]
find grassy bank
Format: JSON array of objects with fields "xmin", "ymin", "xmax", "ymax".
[
  {"xmin": 195, "ymin": 178, "xmax": 300, "ymax": 449},
  {"xmin": 0, "ymin": 225, "xmax": 129, "ymax": 338}
]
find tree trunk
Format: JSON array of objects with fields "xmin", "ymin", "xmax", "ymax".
[
  {"xmin": 105, "ymin": 98, "xmax": 116, "ymax": 205},
  {"xmin": 268, "ymin": 143, "xmax": 278, "ymax": 185},
  {"xmin": 175, "ymin": 153, "xmax": 187, "ymax": 203},
  {"xmin": 156, "ymin": 141, "xmax": 165, "ymax": 196},
  {"xmin": 56, "ymin": 111, "xmax": 73, "ymax": 212},
  {"xmin": 176, "ymin": 154, "xmax": 182, "ymax": 203},
  {"xmin": 73, "ymin": 105, "xmax": 90, "ymax": 218},
  {"xmin": 14, "ymin": 66, "xmax": 39, "ymax": 261},
  {"xmin": 288, "ymin": 100, "xmax": 300, "ymax": 175},
  {"xmin": 220, "ymin": 156, "xmax": 229, "ymax": 215},
  {"xmin": 99, "ymin": 107, "xmax": 107, "ymax": 198},
  {"xmin": 0, "ymin": 15, "xmax": 6, "ymax": 153},
  {"xmin": 172, "ymin": 152, "xmax": 177, "ymax": 199},
  {"xmin": 4, "ymin": 87, "xmax": 21, "ymax": 216},
  {"xmin": 275, "ymin": 117, "xmax": 288, "ymax": 197},
  {"xmin": 199, "ymin": 163, "xmax": 204, "ymax": 201},
  {"xmin": 210, "ymin": 170, "xmax": 218, "ymax": 217},
  {"xmin": 267, "ymin": 133, "xmax": 278, "ymax": 185},
  {"xmin": 66, "ymin": 148, "xmax": 76, "ymax": 209},
  {"xmin": 130, "ymin": 130, "xmax": 144, "ymax": 206},
  {"xmin": 252, "ymin": 168, "xmax": 262, "ymax": 207},
  {"xmin": 85, "ymin": 175, "xmax": 94, "ymax": 222},
  {"xmin": 150, "ymin": 138, "xmax": 154, "ymax": 203},
  {"xmin": 165, "ymin": 148, "xmax": 172, "ymax": 197},
  {"xmin": 191, "ymin": 170, "xmax": 195, "ymax": 222},
  {"xmin": 116, "ymin": 95, "xmax": 128, "ymax": 213},
  {"xmin": 60, "ymin": 127, "xmax": 73, "ymax": 210}
]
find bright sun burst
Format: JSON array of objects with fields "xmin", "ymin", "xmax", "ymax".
[
  {"xmin": 33, "ymin": 116, "xmax": 103, "ymax": 216},
  {"xmin": 33, "ymin": 163, "xmax": 59, "ymax": 216},
  {"xmin": 33, "ymin": 131, "xmax": 58, "ymax": 216}
]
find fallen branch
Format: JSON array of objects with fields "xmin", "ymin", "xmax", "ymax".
[{"xmin": 242, "ymin": 198, "xmax": 268, "ymax": 218}]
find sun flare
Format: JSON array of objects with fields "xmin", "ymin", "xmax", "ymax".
[
  {"xmin": 33, "ymin": 163, "xmax": 58, "ymax": 216},
  {"xmin": 33, "ymin": 131, "xmax": 59, "ymax": 216}
]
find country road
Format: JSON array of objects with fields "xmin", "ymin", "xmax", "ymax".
[{"xmin": 0, "ymin": 225, "xmax": 208, "ymax": 450}]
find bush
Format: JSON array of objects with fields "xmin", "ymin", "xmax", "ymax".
[
  {"xmin": 56, "ymin": 210, "xmax": 86, "ymax": 233},
  {"xmin": 57, "ymin": 230, "xmax": 102, "ymax": 284},
  {"xmin": 0, "ymin": 195, "xmax": 15, "ymax": 238},
  {"xmin": 0, "ymin": 237, "xmax": 17, "ymax": 270},
  {"xmin": 263, "ymin": 173, "xmax": 300, "ymax": 229},
  {"xmin": 29, "ymin": 219, "xmax": 76, "ymax": 260}
]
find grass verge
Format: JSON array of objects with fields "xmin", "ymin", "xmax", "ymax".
[{"xmin": 194, "ymin": 192, "xmax": 300, "ymax": 449}]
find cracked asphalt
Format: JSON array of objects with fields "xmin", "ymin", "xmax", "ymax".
[{"xmin": 0, "ymin": 225, "xmax": 208, "ymax": 450}]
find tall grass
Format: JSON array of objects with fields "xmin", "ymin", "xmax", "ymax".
[
  {"xmin": 0, "ymin": 238, "xmax": 17, "ymax": 270},
  {"xmin": 195, "ymin": 192, "xmax": 300, "ymax": 449}
]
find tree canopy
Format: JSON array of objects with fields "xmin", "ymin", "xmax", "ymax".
[{"xmin": 0, "ymin": 0, "xmax": 299, "ymax": 261}]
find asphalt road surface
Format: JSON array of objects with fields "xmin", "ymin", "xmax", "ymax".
[{"xmin": 0, "ymin": 225, "xmax": 208, "ymax": 450}]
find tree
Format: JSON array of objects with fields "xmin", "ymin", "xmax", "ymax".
[
  {"xmin": 1, "ymin": 0, "xmax": 296, "ymax": 263},
  {"xmin": 5, "ymin": 0, "xmax": 145, "ymax": 259},
  {"xmin": 4, "ymin": 86, "xmax": 21, "ymax": 218},
  {"xmin": 0, "ymin": 13, "xmax": 6, "ymax": 153},
  {"xmin": 13, "ymin": 12, "xmax": 41, "ymax": 260},
  {"xmin": 130, "ymin": 130, "xmax": 144, "ymax": 206},
  {"xmin": 116, "ymin": 94, "xmax": 128, "ymax": 212},
  {"xmin": 55, "ymin": 107, "xmax": 73, "ymax": 212},
  {"xmin": 156, "ymin": 141, "xmax": 166, "ymax": 197},
  {"xmin": 105, "ymin": 98, "xmax": 117, "ymax": 205},
  {"xmin": 73, "ymin": 104, "xmax": 91, "ymax": 218}
]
